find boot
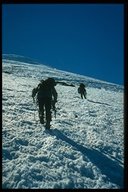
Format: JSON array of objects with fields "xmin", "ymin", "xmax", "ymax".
[{"xmin": 45, "ymin": 121, "xmax": 50, "ymax": 129}]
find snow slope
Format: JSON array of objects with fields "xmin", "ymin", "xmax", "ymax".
[{"xmin": 2, "ymin": 54, "xmax": 124, "ymax": 189}]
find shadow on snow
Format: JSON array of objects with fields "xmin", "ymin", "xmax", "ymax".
[{"xmin": 49, "ymin": 129, "xmax": 124, "ymax": 188}]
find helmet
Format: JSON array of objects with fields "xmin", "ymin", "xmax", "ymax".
[
  {"xmin": 80, "ymin": 83, "xmax": 85, "ymax": 88},
  {"xmin": 47, "ymin": 78, "xmax": 56, "ymax": 86}
]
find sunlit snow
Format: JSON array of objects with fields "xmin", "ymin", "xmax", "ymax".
[{"xmin": 2, "ymin": 54, "xmax": 124, "ymax": 189}]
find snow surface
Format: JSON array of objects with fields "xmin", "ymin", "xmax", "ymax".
[{"xmin": 2, "ymin": 55, "xmax": 124, "ymax": 189}]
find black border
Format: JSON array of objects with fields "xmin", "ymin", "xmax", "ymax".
[{"xmin": 1, "ymin": 0, "xmax": 128, "ymax": 191}]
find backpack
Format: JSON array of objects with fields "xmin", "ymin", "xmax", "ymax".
[{"xmin": 32, "ymin": 78, "xmax": 57, "ymax": 103}]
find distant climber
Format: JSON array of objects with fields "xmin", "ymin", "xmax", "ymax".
[
  {"xmin": 78, "ymin": 83, "xmax": 87, "ymax": 99},
  {"xmin": 32, "ymin": 78, "xmax": 58, "ymax": 129}
]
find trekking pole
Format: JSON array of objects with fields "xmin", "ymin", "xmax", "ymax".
[
  {"xmin": 52, "ymin": 100, "xmax": 56, "ymax": 118},
  {"xmin": 33, "ymin": 97, "xmax": 38, "ymax": 123}
]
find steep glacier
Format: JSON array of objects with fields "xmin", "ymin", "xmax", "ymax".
[{"xmin": 2, "ymin": 54, "xmax": 124, "ymax": 189}]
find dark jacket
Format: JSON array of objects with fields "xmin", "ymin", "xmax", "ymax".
[
  {"xmin": 78, "ymin": 83, "xmax": 86, "ymax": 94},
  {"xmin": 32, "ymin": 79, "xmax": 57, "ymax": 104}
]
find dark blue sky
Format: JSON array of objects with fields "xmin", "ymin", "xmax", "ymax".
[{"xmin": 2, "ymin": 4, "xmax": 124, "ymax": 85}]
